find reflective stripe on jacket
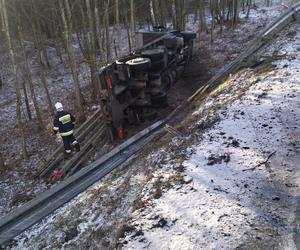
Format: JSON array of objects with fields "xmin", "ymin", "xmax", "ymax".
[{"xmin": 53, "ymin": 111, "xmax": 75, "ymax": 137}]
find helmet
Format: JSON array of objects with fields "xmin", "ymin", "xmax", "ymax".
[{"xmin": 55, "ymin": 102, "xmax": 63, "ymax": 111}]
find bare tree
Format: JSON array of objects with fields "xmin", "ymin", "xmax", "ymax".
[
  {"xmin": 95, "ymin": 4, "xmax": 105, "ymax": 66},
  {"xmin": 0, "ymin": 0, "xmax": 28, "ymax": 159},
  {"xmin": 17, "ymin": 22, "xmax": 44, "ymax": 129},
  {"xmin": 104, "ymin": 0, "xmax": 112, "ymax": 63},
  {"xmin": 115, "ymin": 0, "xmax": 122, "ymax": 57},
  {"xmin": 130, "ymin": 0, "xmax": 136, "ymax": 49},
  {"xmin": 21, "ymin": 78, "xmax": 32, "ymax": 120},
  {"xmin": 0, "ymin": 152, "xmax": 5, "ymax": 174},
  {"xmin": 59, "ymin": 0, "xmax": 85, "ymax": 122},
  {"xmin": 40, "ymin": 71, "xmax": 54, "ymax": 116},
  {"xmin": 198, "ymin": 0, "xmax": 207, "ymax": 34},
  {"xmin": 86, "ymin": 0, "xmax": 101, "ymax": 101}
]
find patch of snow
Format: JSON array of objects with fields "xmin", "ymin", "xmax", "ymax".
[{"xmin": 120, "ymin": 22, "xmax": 300, "ymax": 250}]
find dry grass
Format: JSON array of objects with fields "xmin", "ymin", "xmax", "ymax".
[
  {"xmin": 166, "ymin": 172, "xmax": 185, "ymax": 190},
  {"xmin": 132, "ymin": 197, "xmax": 147, "ymax": 212},
  {"xmin": 253, "ymin": 62, "xmax": 276, "ymax": 75},
  {"xmin": 153, "ymin": 177, "xmax": 162, "ymax": 199},
  {"xmin": 115, "ymin": 223, "xmax": 135, "ymax": 241}
]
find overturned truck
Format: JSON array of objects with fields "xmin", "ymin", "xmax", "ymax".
[{"xmin": 98, "ymin": 29, "xmax": 196, "ymax": 139}]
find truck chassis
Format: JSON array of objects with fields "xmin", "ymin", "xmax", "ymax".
[{"xmin": 98, "ymin": 29, "xmax": 196, "ymax": 138}]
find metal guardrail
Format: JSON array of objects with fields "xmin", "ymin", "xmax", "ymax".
[
  {"xmin": 0, "ymin": 120, "xmax": 164, "ymax": 246},
  {"xmin": 0, "ymin": 3, "xmax": 300, "ymax": 247}
]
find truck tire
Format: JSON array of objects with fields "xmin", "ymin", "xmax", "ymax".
[
  {"xmin": 116, "ymin": 55, "xmax": 138, "ymax": 64},
  {"xmin": 151, "ymin": 92, "xmax": 168, "ymax": 108},
  {"xmin": 171, "ymin": 69, "xmax": 178, "ymax": 83},
  {"xmin": 148, "ymin": 72, "xmax": 161, "ymax": 80},
  {"xmin": 116, "ymin": 55, "xmax": 138, "ymax": 81},
  {"xmin": 134, "ymin": 98, "xmax": 148, "ymax": 107},
  {"xmin": 149, "ymin": 78, "xmax": 162, "ymax": 88},
  {"xmin": 150, "ymin": 59, "xmax": 165, "ymax": 71},
  {"xmin": 150, "ymin": 87, "xmax": 162, "ymax": 95},
  {"xmin": 142, "ymin": 49, "xmax": 165, "ymax": 61},
  {"xmin": 129, "ymin": 80, "xmax": 146, "ymax": 89},
  {"xmin": 162, "ymin": 74, "xmax": 171, "ymax": 91},
  {"xmin": 126, "ymin": 57, "xmax": 151, "ymax": 72}
]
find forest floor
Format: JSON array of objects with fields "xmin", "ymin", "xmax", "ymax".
[{"xmin": 2, "ymin": 3, "xmax": 298, "ymax": 250}]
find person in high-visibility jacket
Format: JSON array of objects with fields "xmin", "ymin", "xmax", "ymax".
[{"xmin": 53, "ymin": 102, "xmax": 80, "ymax": 155}]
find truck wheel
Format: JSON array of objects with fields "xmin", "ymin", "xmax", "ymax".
[
  {"xmin": 150, "ymin": 87, "xmax": 162, "ymax": 95},
  {"xmin": 116, "ymin": 55, "xmax": 138, "ymax": 81},
  {"xmin": 134, "ymin": 98, "xmax": 148, "ymax": 107},
  {"xmin": 151, "ymin": 92, "xmax": 168, "ymax": 108},
  {"xmin": 171, "ymin": 69, "xmax": 178, "ymax": 83},
  {"xmin": 150, "ymin": 59, "xmax": 165, "ymax": 71},
  {"xmin": 149, "ymin": 78, "xmax": 162, "ymax": 88},
  {"xmin": 162, "ymin": 74, "xmax": 172, "ymax": 91},
  {"xmin": 126, "ymin": 57, "xmax": 151, "ymax": 72},
  {"xmin": 116, "ymin": 55, "xmax": 139, "ymax": 64},
  {"xmin": 148, "ymin": 72, "xmax": 161, "ymax": 80},
  {"xmin": 129, "ymin": 80, "xmax": 146, "ymax": 89},
  {"xmin": 142, "ymin": 49, "xmax": 165, "ymax": 61}
]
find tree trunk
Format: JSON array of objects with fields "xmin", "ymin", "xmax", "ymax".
[
  {"xmin": 210, "ymin": 0, "xmax": 217, "ymax": 42},
  {"xmin": 40, "ymin": 70, "xmax": 54, "ymax": 116},
  {"xmin": 130, "ymin": 0, "xmax": 136, "ymax": 50},
  {"xmin": 246, "ymin": 0, "xmax": 252, "ymax": 18},
  {"xmin": 123, "ymin": 8, "xmax": 132, "ymax": 52},
  {"xmin": 18, "ymin": 23, "xmax": 43, "ymax": 129},
  {"xmin": 198, "ymin": 0, "xmax": 207, "ymax": 33},
  {"xmin": 150, "ymin": 0, "xmax": 156, "ymax": 27},
  {"xmin": 115, "ymin": 0, "xmax": 121, "ymax": 57},
  {"xmin": 159, "ymin": 0, "xmax": 167, "ymax": 27},
  {"xmin": 21, "ymin": 79, "xmax": 32, "ymax": 120},
  {"xmin": 59, "ymin": 0, "xmax": 85, "ymax": 122},
  {"xmin": 86, "ymin": 0, "xmax": 101, "ymax": 101},
  {"xmin": 95, "ymin": 5, "xmax": 105, "ymax": 66},
  {"xmin": 51, "ymin": 5, "xmax": 64, "ymax": 64},
  {"xmin": 0, "ymin": 0, "xmax": 28, "ymax": 159},
  {"xmin": 171, "ymin": 0, "xmax": 177, "ymax": 29},
  {"xmin": 0, "ymin": 152, "xmax": 5, "ymax": 174},
  {"xmin": 30, "ymin": 0, "xmax": 50, "ymax": 68},
  {"xmin": 104, "ymin": 0, "xmax": 111, "ymax": 63}
]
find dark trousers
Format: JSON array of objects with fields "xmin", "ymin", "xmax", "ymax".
[{"xmin": 62, "ymin": 134, "xmax": 80, "ymax": 154}]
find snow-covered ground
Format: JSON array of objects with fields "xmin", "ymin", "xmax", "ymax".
[
  {"xmin": 119, "ymin": 22, "xmax": 300, "ymax": 249},
  {"xmin": 5, "ymin": 6, "xmax": 300, "ymax": 250}
]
